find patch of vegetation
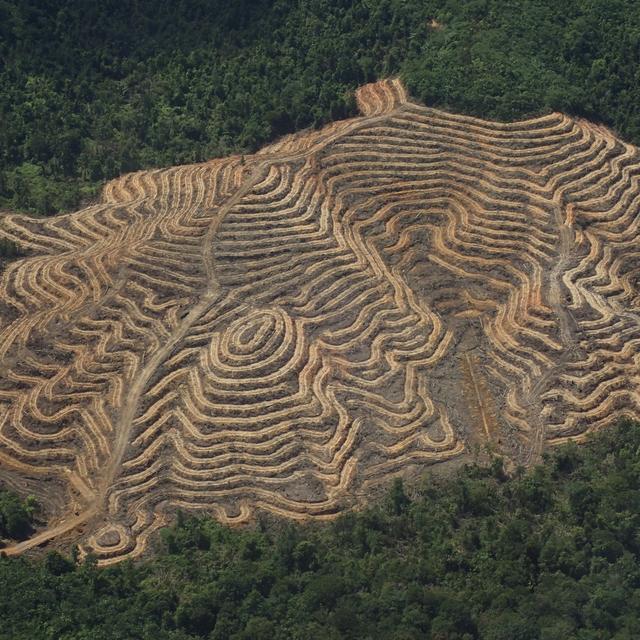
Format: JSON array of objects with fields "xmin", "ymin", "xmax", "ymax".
[
  {"xmin": 1, "ymin": 0, "xmax": 639, "ymax": 214},
  {"xmin": 2, "ymin": 421, "xmax": 640, "ymax": 639},
  {"xmin": 0, "ymin": 237, "xmax": 24, "ymax": 261},
  {"xmin": 0, "ymin": 489, "xmax": 37, "ymax": 542}
]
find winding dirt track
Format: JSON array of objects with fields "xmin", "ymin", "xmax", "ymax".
[{"xmin": 2, "ymin": 79, "xmax": 640, "ymax": 563}]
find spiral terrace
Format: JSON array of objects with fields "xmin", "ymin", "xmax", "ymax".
[{"xmin": 1, "ymin": 79, "xmax": 640, "ymax": 563}]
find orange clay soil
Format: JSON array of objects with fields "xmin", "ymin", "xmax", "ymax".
[{"xmin": 1, "ymin": 79, "xmax": 640, "ymax": 563}]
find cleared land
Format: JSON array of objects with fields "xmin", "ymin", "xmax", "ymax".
[{"xmin": 0, "ymin": 80, "xmax": 639, "ymax": 563}]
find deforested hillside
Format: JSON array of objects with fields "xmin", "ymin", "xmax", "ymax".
[{"xmin": 1, "ymin": 80, "xmax": 639, "ymax": 563}]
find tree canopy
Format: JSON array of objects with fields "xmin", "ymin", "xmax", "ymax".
[
  {"xmin": 0, "ymin": 489, "xmax": 36, "ymax": 541},
  {"xmin": 1, "ymin": 0, "xmax": 639, "ymax": 214}
]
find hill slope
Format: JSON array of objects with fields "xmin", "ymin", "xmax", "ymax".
[{"xmin": 1, "ymin": 80, "xmax": 639, "ymax": 563}]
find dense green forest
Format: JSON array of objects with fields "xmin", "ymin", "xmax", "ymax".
[
  {"xmin": 1, "ymin": 0, "xmax": 639, "ymax": 214},
  {"xmin": 2, "ymin": 421, "xmax": 640, "ymax": 639}
]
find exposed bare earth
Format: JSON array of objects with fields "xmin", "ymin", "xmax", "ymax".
[{"xmin": 1, "ymin": 80, "xmax": 639, "ymax": 563}]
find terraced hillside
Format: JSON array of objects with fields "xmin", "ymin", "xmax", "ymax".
[{"xmin": 1, "ymin": 80, "xmax": 639, "ymax": 564}]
